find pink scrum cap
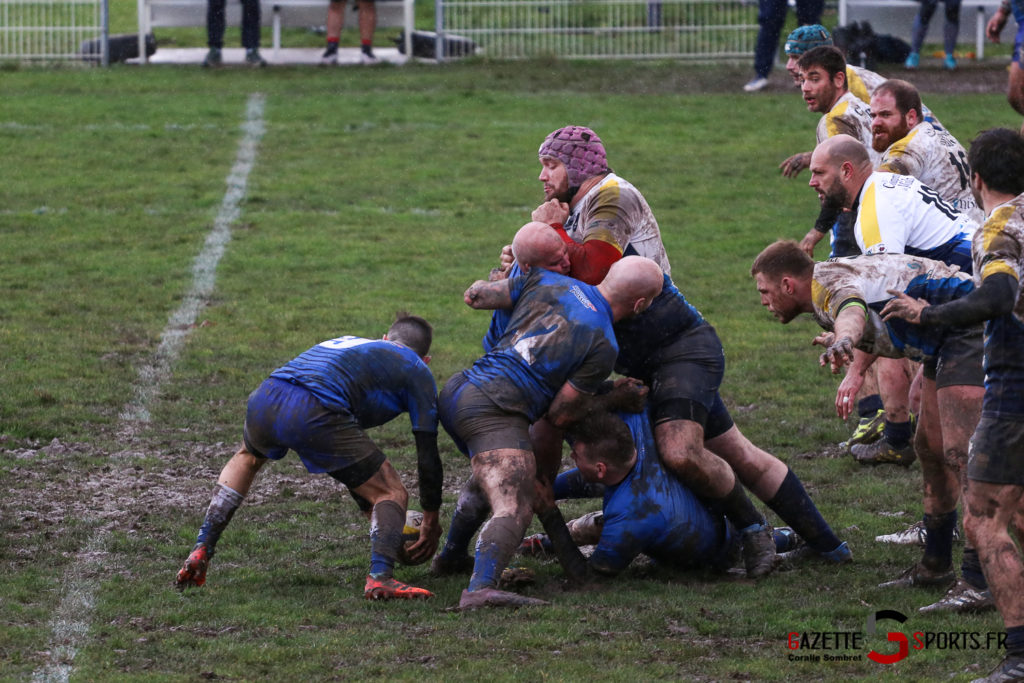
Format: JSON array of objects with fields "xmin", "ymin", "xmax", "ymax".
[{"xmin": 538, "ymin": 126, "xmax": 610, "ymax": 188}]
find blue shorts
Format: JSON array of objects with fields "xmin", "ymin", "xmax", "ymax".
[
  {"xmin": 438, "ymin": 372, "xmax": 532, "ymax": 457},
  {"xmin": 242, "ymin": 377, "xmax": 385, "ymax": 487},
  {"xmin": 924, "ymin": 324, "xmax": 985, "ymax": 389},
  {"xmin": 968, "ymin": 416, "xmax": 1024, "ymax": 485}
]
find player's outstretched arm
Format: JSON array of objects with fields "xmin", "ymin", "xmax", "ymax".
[
  {"xmin": 780, "ymin": 151, "xmax": 812, "ymax": 178},
  {"xmin": 464, "ymin": 279, "xmax": 513, "ymax": 309},
  {"xmin": 404, "ymin": 431, "xmax": 443, "ymax": 564}
]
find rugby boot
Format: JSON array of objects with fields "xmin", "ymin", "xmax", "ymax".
[
  {"xmin": 878, "ymin": 561, "xmax": 955, "ymax": 589},
  {"xmin": 517, "ymin": 534, "xmax": 554, "ymax": 557},
  {"xmin": 429, "ymin": 552, "xmax": 475, "ymax": 577},
  {"xmin": 971, "ymin": 654, "xmax": 1024, "ymax": 683},
  {"xmin": 364, "ymin": 575, "xmax": 433, "ymax": 600},
  {"xmin": 851, "ymin": 438, "xmax": 916, "ymax": 467},
  {"xmin": 875, "ymin": 520, "xmax": 962, "ymax": 546},
  {"xmin": 919, "ymin": 578, "xmax": 995, "ymax": 614},
  {"xmin": 777, "ymin": 541, "xmax": 853, "ymax": 569},
  {"xmin": 459, "ymin": 587, "xmax": 550, "ymax": 609},
  {"xmin": 175, "ymin": 543, "xmax": 210, "ymax": 589},
  {"xmin": 741, "ymin": 523, "xmax": 777, "ymax": 578},
  {"xmin": 847, "ymin": 409, "xmax": 885, "ymax": 447}
]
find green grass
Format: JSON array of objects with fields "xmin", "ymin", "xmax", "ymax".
[{"xmin": 1, "ymin": 62, "xmax": 1021, "ymax": 682}]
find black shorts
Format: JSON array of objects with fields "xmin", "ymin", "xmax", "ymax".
[
  {"xmin": 438, "ymin": 372, "xmax": 532, "ymax": 457},
  {"xmin": 637, "ymin": 324, "xmax": 732, "ymax": 436},
  {"xmin": 922, "ymin": 325, "xmax": 984, "ymax": 389},
  {"xmin": 242, "ymin": 377, "xmax": 385, "ymax": 489},
  {"xmin": 967, "ymin": 416, "xmax": 1024, "ymax": 486}
]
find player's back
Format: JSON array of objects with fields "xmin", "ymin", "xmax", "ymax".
[{"xmin": 270, "ymin": 336, "xmax": 437, "ymax": 430}]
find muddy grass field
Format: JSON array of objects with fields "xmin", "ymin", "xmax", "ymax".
[{"xmin": 1, "ymin": 59, "xmax": 1020, "ymax": 681}]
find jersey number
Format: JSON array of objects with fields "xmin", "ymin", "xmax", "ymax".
[
  {"xmin": 917, "ymin": 185, "xmax": 959, "ymax": 220},
  {"xmin": 947, "ymin": 150, "xmax": 969, "ymax": 191}
]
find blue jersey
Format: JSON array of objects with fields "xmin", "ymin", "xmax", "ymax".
[
  {"xmin": 554, "ymin": 411, "xmax": 732, "ymax": 575},
  {"xmin": 269, "ymin": 336, "xmax": 438, "ymax": 433},
  {"xmin": 464, "ymin": 269, "xmax": 618, "ymax": 423},
  {"xmin": 482, "ymin": 261, "xmax": 524, "ymax": 353},
  {"xmin": 613, "ymin": 273, "xmax": 706, "ymax": 376},
  {"xmin": 811, "ymin": 254, "xmax": 975, "ymax": 362}
]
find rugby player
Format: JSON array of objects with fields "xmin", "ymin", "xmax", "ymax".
[
  {"xmin": 804, "ymin": 134, "xmax": 977, "ymax": 466},
  {"xmin": 882, "ymin": 128, "xmax": 1024, "ymax": 683},
  {"xmin": 174, "ymin": 313, "xmax": 442, "ymax": 601},
  {"xmin": 439, "ymin": 254, "xmax": 663, "ymax": 608},
  {"xmin": 752, "ymin": 243, "xmax": 991, "ymax": 615}
]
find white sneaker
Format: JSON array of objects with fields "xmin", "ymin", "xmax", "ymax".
[
  {"xmin": 320, "ymin": 47, "xmax": 338, "ymax": 66},
  {"xmin": 743, "ymin": 76, "xmax": 768, "ymax": 92},
  {"xmin": 360, "ymin": 51, "xmax": 380, "ymax": 65},
  {"xmin": 875, "ymin": 520, "xmax": 962, "ymax": 546}
]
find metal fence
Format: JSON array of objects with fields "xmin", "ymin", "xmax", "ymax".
[
  {"xmin": 0, "ymin": 0, "xmax": 107, "ymax": 63},
  {"xmin": 435, "ymin": 0, "xmax": 759, "ymax": 61}
]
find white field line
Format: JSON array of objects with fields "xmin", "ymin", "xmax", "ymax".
[{"xmin": 30, "ymin": 93, "xmax": 266, "ymax": 683}]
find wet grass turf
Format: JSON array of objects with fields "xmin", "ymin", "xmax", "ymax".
[{"xmin": 1, "ymin": 62, "xmax": 1020, "ymax": 681}]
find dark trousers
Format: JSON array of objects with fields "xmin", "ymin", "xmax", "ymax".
[
  {"xmin": 753, "ymin": 0, "xmax": 824, "ymax": 77},
  {"xmin": 207, "ymin": 0, "xmax": 262, "ymax": 49}
]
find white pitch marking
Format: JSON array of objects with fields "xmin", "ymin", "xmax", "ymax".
[{"xmin": 30, "ymin": 93, "xmax": 266, "ymax": 683}]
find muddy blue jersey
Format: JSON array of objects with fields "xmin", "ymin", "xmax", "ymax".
[
  {"xmin": 464, "ymin": 269, "xmax": 617, "ymax": 422},
  {"xmin": 555, "ymin": 411, "xmax": 732, "ymax": 575},
  {"xmin": 613, "ymin": 273, "xmax": 706, "ymax": 376},
  {"xmin": 269, "ymin": 336, "xmax": 438, "ymax": 433}
]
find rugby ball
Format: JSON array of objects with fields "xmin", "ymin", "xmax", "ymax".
[{"xmin": 397, "ymin": 509, "xmax": 427, "ymax": 566}]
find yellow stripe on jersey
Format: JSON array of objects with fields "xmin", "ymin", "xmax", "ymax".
[
  {"xmin": 846, "ymin": 67, "xmax": 870, "ymax": 104},
  {"xmin": 824, "ymin": 101, "xmax": 850, "ymax": 138},
  {"xmin": 980, "ymin": 205, "xmax": 1022, "ymax": 281},
  {"xmin": 878, "ymin": 129, "xmax": 920, "ymax": 173},
  {"xmin": 859, "ymin": 183, "xmax": 882, "ymax": 250},
  {"xmin": 811, "ymin": 278, "xmax": 831, "ymax": 314},
  {"xmin": 585, "ymin": 178, "xmax": 626, "ymax": 250}
]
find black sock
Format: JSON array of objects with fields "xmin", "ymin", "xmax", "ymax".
[
  {"xmin": 961, "ymin": 545, "xmax": 988, "ymax": 589},
  {"xmin": 766, "ymin": 468, "xmax": 842, "ymax": 554},
  {"xmin": 857, "ymin": 394, "xmax": 883, "ymax": 418},
  {"xmin": 921, "ymin": 510, "xmax": 957, "ymax": 571},
  {"xmin": 718, "ymin": 480, "xmax": 764, "ymax": 531},
  {"xmin": 883, "ymin": 419, "xmax": 913, "ymax": 448}
]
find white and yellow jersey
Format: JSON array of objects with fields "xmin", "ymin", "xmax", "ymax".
[
  {"xmin": 878, "ymin": 122, "xmax": 984, "ymax": 225},
  {"xmin": 565, "ymin": 172, "xmax": 671, "ymax": 275},
  {"xmin": 847, "ymin": 65, "xmax": 945, "ymax": 131},
  {"xmin": 816, "ymin": 91, "xmax": 880, "ymax": 165},
  {"xmin": 853, "ymin": 172, "xmax": 977, "ymax": 262}
]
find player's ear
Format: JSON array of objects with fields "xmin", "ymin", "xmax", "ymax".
[{"xmin": 595, "ymin": 461, "xmax": 608, "ymax": 481}]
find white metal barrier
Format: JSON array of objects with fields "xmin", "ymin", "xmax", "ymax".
[
  {"xmin": 435, "ymin": 0, "xmax": 759, "ymax": 61},
  {"xmin": 0, "ymin": 0, "xmax": 107, "ymax": 62}
]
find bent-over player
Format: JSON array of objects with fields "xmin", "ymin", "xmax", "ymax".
[{"xmin": 175, "ymin": 313, "xmax": 443, "ymax": 601}]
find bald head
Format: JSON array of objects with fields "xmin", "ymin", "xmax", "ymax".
[
  {"xmin": 511, "ymin": 221, "xmax": 571, "ymax": 274},
  {"xmin": 812, "ymin": 134, "xmax": 871, "ymax": 171},
  {"xmin": 597, "ymin": 256, "xmax": 664, "ymax": 321}
]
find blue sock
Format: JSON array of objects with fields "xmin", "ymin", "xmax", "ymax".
[
  {"xmin": 883, "ymin": 419, "xmax": 913, "ymax": 449},
  {"xmin": 439, "ymin": 479, "xmax": 490, "ymax": 559},
  {"xmin": 961, "ymin": 546, "xmax": 988, "ymax": 589},
  {"xmin": 196, "ymin": 483, "xmax": 244, "ymax": 554},
  {"xmin": 766, "ymin": 468, "xmax": 843, "ymax": 554},
  {"xmin": 1006, "ymin": 625, "xmax": 1024, "ymax": 657},
  {"xmin": 368, "ymin": 500, "xmax": 403, "ymax": 578},
  {"xmin": 921, "ymin": 510, "xmax": 957, "ymax": 571},
  {"xmin": 857, "ymin": 394, "xmax": 883, "ymax": 418},
  {"xmin": 467, "ymin": 516, "xmax": 521, "ymax": 592}
]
